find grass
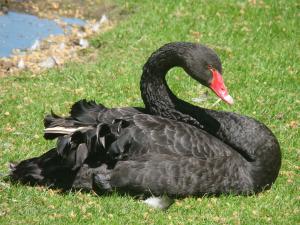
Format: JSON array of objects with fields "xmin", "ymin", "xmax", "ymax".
[{"xmin": 0, "ymin": 0, "xmax": 299, "ymax": 224}]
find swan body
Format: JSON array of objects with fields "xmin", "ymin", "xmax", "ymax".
[{"xmin": 9, "ymin": 42, "xmax": 281, "ymax": 198}]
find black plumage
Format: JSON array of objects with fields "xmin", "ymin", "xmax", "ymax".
[{"xmin": 9, "ymin": 42, "xmax": 281, "ymax": 198}]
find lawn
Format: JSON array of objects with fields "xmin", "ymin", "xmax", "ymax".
[{"xmin": 0, "ymin": 0, "xmax": 299, "ymax": 224}]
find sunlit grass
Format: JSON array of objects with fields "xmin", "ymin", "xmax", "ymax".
[{"xmin": 0, "ymin": 0, "xmax": 299, "ymax": 224}]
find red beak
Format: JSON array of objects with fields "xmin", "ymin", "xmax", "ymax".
[{"xmin": 209, "ymin": 68, "xmax": 234, "ymax": 105}]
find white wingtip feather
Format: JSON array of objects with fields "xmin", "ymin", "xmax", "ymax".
[{"xmin": 44, "ymin": 126, "xmax": 91, "ymax": 135}]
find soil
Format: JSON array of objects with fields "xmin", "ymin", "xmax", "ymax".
[
  {"xmin": 0, "ymin": 0, "xmax": 119, "ymax": 77},
  {"xmin": 2, "ymin": 0, "xmax": 116, "ymax": 20}
]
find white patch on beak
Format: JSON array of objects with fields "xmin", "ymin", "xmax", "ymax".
[{"xmin": 224, "ymin": 94, "xmax": 234, "ymax": 105}]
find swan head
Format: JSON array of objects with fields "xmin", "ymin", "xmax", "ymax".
[{"xmin": 182, "ymin": 44, "xmax": 234, "ymax": 105}]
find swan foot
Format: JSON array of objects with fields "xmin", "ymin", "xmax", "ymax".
[
  {"xmin": 143, "ymin": 195, "xmax": 174, "ymax": 210},
  {"xmin": 93, "ymin": 164, "xmax": 112, "ymax": 192}
]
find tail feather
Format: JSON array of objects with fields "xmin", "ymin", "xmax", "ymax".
[
  {"xmin": 44, "ymin": 99, "xmax": 106, "ymax": 140},
  {"xmin": 70, "ymin": 99, "xmax": 107, "ymax": 124},
  {"xmin": 10, "ymin": 100, "xmax": 123, "ymax": 190},
  {"xmin": 9, "ymin": 148, "xmax": 68, "ymax": 186},
  {"xmin": 43, "ymin": 112, "xmax": 86, "ymax": 139},
  {"xmin": 10, "ymin": 121, "xmax": 118, "ymax": 189}
]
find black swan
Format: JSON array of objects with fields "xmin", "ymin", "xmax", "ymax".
[{"xmin": 9, "ymin": 42, "xmax": 281, "ymax": 205}]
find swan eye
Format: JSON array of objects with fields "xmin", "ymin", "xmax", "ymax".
[{"xmin": 208, "ymin": 65, "xmax": 216, "ymax": 74}]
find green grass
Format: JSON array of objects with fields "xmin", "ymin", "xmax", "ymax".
[{"xmin": 0, "ymin": 0, "xmax": 299, "ymax": 224}]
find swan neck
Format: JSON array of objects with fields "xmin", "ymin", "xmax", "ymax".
[
  {"xmin": 140, "ymin": 46, "xmax": 185, "ymax": 115},
  {"xmin": 140, "ymin": 44, "xmax": 219, "ymax": 130}
]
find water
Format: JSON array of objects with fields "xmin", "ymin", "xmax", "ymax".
[{"xmin": 0, "ymin": 12, "xmax": 86, "ymax": 57}]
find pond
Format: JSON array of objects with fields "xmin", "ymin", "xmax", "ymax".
[{"xmin": 0, "ymin": 11, "xmax": 86, "ymax": 57}]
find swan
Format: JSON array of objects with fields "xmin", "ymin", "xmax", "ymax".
[{"xmin": 9, "ymin": 42, "xmax": 281, "ymax": 202}]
